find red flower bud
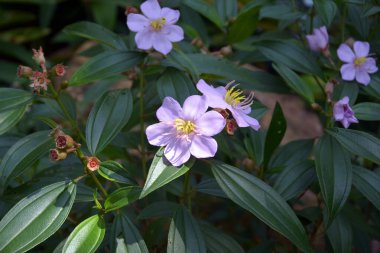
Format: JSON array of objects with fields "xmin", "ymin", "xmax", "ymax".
[
  {"xmin": 53, "ymin": 64, "xmax": 66, "ymax": 77},
  {"xmin": 125, "ymin": 6, "xmax": 139, "ymax": 15},
  {"xmin": 50, "ymin": 149, "xmax": 67, "ymax": 161},
  {"xmin": 17, "ymin": 65, "xmax": 33, "ymax": 78},
  {"xmin": 87, "ymin": 157, "xmax": 101, "ymax": 171},
  {"xmin": 226, "ymin": 119, "xmax": 237, "ymax": 135},
  {"xmin": 32, "ymin": 46, "xmax": 46, "ymax": 66},
  {"xmin": 55, "ymin": 134, "xmax": 74, "ymax": 149}
]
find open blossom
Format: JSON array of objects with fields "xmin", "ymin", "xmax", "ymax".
[
  {"xmin": 333, "ymin": 96, "xmax": 358, "ymax": 129},
  {"xmin": 146, "ymin": 96, "xmax": 226, "ymax": 166},
  {"xmin": 196, "ymin": 80, "xmax": 260, "ymax": 131},
  {"xmin": 32, "ymin": 47, "xmax": 46, "ymax": 66},
  {"xmin": 337, "ymin": 41, "xmax": 378, "ymax": 86},
  {"xmin": 126, "ymin": 0, "xmax": 184, "ymax": 55},
  {"xmin": 30, "ymin": 71, "xmax": 49, "ymax": 92},
  {"xmin": 306, "ymin": 26, "xmax": 329, "ymax": 52}
]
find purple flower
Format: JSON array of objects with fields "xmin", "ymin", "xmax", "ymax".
[
  {"xmin": 146, "ymin": 96, "xmax": 226, "ymax": 166},
  {"xmin": 333, "ymin": 96, "xmax": 358, "ymax": 128},
  {"xmin": 337, "ymin": 41, "xmax": 378, "ymax": 86},
  {"xmin": 196, "ymin": 79, "xmax": 260, "ymax": 131},
  {"xmin": 126, "ymin": 0, "xmax": 184, "ymax": 55},
  {"xmin": 306, "ymin": 26, "xmax": 329, "ymax": 52}
]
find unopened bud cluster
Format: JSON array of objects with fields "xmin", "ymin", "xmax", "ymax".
[
  {"xmin": 49, "ymin": 128, "xmax": 80, "ymax": 161},
  {"xmin": 215, "ymin": 108, "xmax": 238, "ymax": 136},
  {"xmin": 17, "ymin": 46, "xmax": 67, "ymax": 93}
]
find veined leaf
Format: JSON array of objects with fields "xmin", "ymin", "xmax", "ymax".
[
  {"xmin": 352, "ymin": 166, "xmax": 380, "ymax": 211},
  {"xmin": 0, "ymin": 88, "xmax": 33, "ymax": 113},
  {"xmin": 0, "ymin": 106, "xmax": 27, "ymax": 135},
  {"xmin": 182, "ymin": 0, "xmax": 223, "ymax": 30},
  {"xmin": 98, "ymin": 160, "xmax": 135, "ymax": 185},
  {"xmin": 86, "ymin": 89, "xmax": 133, "ymax": 155},
  {"xmin": 326, "ymin": 214, "xmax": 352, "ymax": 253},
  {"xmin": 314, "ymin": 0, "xmax": 337, "ymax": 27},
  {"xmin": 211, "ymin": 161, "xmax": 312, "ymax": 253},
  {"xmin": 0, "ymin": 181, "xmax": 76, "ymax": 253},
  {"xmin": 63, "ymin": 215, "xmax": 105, "ymax": 253},
  {"xmin": 138, "ymin": 201, "xmax": 180, "ymax": 219},
  {"xmin": 167, "ymin": 206, "xmax": 207, "ymax": 253},
  {"xmin": 352, "ymin": 102, "xmax": 380, "ymax": 121},
  {"xmin": 104, "ymin": 186, "xmax": 141, "ymax": 212},
  {"xmin": 315, "ymin": 134, "xmax": 352, "ymax": 223}
]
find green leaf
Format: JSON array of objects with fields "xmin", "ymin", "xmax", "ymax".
[
  {"xmin": 327, "ymin": 128, "xmax": 380, "ymax": 165},
  {"xmin": 352, "ymin": 102, "xmax": 380, "ymax": 121},
  {"xmin": 69, "ymin": 51, "xmax": 143, "ymax": 86},
  {"xmin": 157, "ymin": 68, "xmax": 197, "ymax": 104},
  {"xmin": 98, "ymin": 160, "xmax": 135, "ymax": 185},
  {"xmin": 215, "ymin": 0, "xmax": 237, "ymax": 23},
  {"xmin": 104, "ymin": 186, "xmax": 141, "ymax": 212},
  {"xmin": 273, "ymin": 63, "xmax": 314, "ymax": 103},
  {"xmin": 244, "ymin": 129, "xmax": 265, "ymax": 166},
  {"xmin": 0, "ymin": 181, "xmax": 76, "ymax": 253},
  {"xmin": 63, "ymin": 21, "xmax": 125, "ymax": 50},
  {"xmin": 228, "ymin": 6, "xmax": 259, "ymax": 43},
  {"xmin": 260, "ymin": 4, "xmax": 303, "ymax": 21},
  {"xmin": 211, "ymin": 162, "xmax": 312, "ymax": 253},
  {"xmin": 110, "ymin": 213, "xmax": 149, "ymax": 253},
  {"xmin": 167, "ymin": 206, "xmax": 207, "ymax": 253},
  {"xmin": 91, "ymin": 1, "xmax": 117, "ymax": 30},
  {"xmin": 352, "ymin": 166, "xmax": 380, "ymax": 211},
  {"xmin": 315, "ymin": 134, "xmax": 352, "ymax": 223},
  {"xmin": 314, "ymin": 0, "xmax": 337, "ymax": 27},
  {"xmin": 166, "ymin": 49, "xmax": 200, "ymax": 81},
  {"xmin": 140, "ymin": 148, "xmax": 192, "ymax": 198},
  {"xmin": 0, "ymin": 88, "xmax": 33, "ymax": 112},
  {"xmin": 138, "ymin": 201, "xmax": 180, "ymax": 219},
  {"xmin": 185, "ymin": 54, "xmax": 287, "ymax": 93},
  {"xmin": 326, "ymin": 214, "xmax": 353, "ymax": 253},
  {"xmin": 86, "ymin": 89, "xmax": 133, "ymax": 155},
  {"xmin": 269, "ymin": 139, "xmax": 314, "ymax": 168},
  {"xmin": 255, "ymin": 40, "xmax": 322, "ymax": 75},
  {"xmin": 0, "ymin": 130, "xmax": 53, "ymax": 192},
  {"xmin": 182, "ymin": 0, "xmax": 223, "ymax": 30},
  {"xmin": 0, "ymin": 106, "xmax": 27, "ymax": 135},
  {"xmin": 263, "ymin": 103, "xmax": 287, "ymax": 168},
  {"xmin": 63, "ymin": 214, "xmax": 105, "ymax": 253},
  {"xmin": 332, "ymin": 82, "xmax": 359, "ymax": 105},
  {"xmin": 362, "ymin": 75, "xmax": 380, "ymax": 100},
  {"xmin": 200, "ymin": 222, "xmax": 244, "ymax": 253},
  {"xmin": 273, "ymin": 161, "xmax": 315, "ymax": 201}
]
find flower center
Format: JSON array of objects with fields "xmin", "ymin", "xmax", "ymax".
[
  {"xmin": 354, "ymin": 57, "xmax": 366, "ymax": 66},
  {"xmin": 150, "ymin": 17, "xmax": 166, "ymax": 31},
  {"xmin": 224, "ymin": 81, "xmax": 254, "ymax": 109},
  {"xmin": 174, "ymin": 118, "xmax": 195, "ymax": 134}
]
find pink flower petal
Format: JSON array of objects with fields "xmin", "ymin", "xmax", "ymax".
[
  {"xmin": 157, "ymin": 97, "xmax": 183, "ymax": 122},
  {"xmin": 196, "ymin": 80, "xmax": 229, "ymax": 109},
  {"xmin": 353, "ymin": 41, "xmax": 370, "ymax": 57},
  {"xmin": 127, "ymin": 14, "xmax": 149, "ymax": 32},
  {"xmin": 146, "ymin": 122, "xmax": 175, "ymax": 146},
  {"xmin": 141, "ymin": 0, "xmax": 161, "ymax": 19},
  {"xmin": 195, "ymin": 111, "xmax": 226, "ymax": 136},
  {"xmin": 162, "ymin": 25, "xmax": 184, "ymax": 42},
  {"xmin": 164, "ymin": 138, "xmax": 191, "ymax": 166},
  {"xmin": 355, "ymin": 69, "xmax": 371, "ymax": 86},
  {"xmin": 190, "ymin": 135, "xmax": 217, "ymax": 158},
  {"xmin": 135, "ymin": 30, "xmax": 154, "ymax": 50},
  {"xmin": 161, "ymin": 7, "xmax": 180, "ymax": 24},
  {"xmin": 182, "ymin": 95, "xmax": 208, "ymax": 121},
  {"xmin": 337, "ymin": 44, "xmax": 355, "ymax": 63},
  {"xmin": 152, "ymin": 33, "xmax": 172, "ymax": 55},
  {"xmin": 340, "ymin": 63, "xmax": 355, "ymax": 81}
]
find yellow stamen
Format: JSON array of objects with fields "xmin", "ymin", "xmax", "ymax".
[
  {"xmin": 150, "ymin": 17, "xmax": 166, "ymax": 31},
  {"xmin": 354, "ymin": 57, "xmax": 366, "ymax": 66},
  {"xmin": 225, "ymin": 86, "xmax": 246, "ymax": 107},
  {"xmin": 174, "ymin": 118, "xmax": 195, "ymax": 134}
]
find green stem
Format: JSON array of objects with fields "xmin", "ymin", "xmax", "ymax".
[
  {"xmin": 88, "ymin": 169, "xmax": 108, "ymax": 197},
  {"xmin": 313, "ymin": 75, "xmax": 326, "ymax": 97},
  {"xmin": 182, "ymin": 171, "xmax": 192, "ymax": 211},
  {"xmin": 138, "ymin": 70, "xmax": 147, "ymax": 178}
]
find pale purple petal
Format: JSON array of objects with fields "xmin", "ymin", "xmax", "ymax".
[
  {"xmin": 146, "ymin": 123, "xmax": 175, "ymax": 146},
  {"xmin": 230, "ymin": 109, "xmax": 260, "ymax": 130},
  {"xmin": 141, "ymin": 0, "xmax": 161, "ymax": 19},
  {"xmin": 157, "ymin": 97, "xmax": 183, "ymax": 121},
  {"xmin": 340, "ymin": 63, "xmax": 355, "ymax": 81},
  {"xmin": 161, "ymin": 25, "xmax": 184, "ymax": 42},
  {"xmin": 182, "ymin": 95, "xmax": 208, "ymax": 121},
  {"xmin": 127, "ymin": 14, "xmax": 149, "ymax": 32},
  {"xmin": 164, "ymin": 138, "xmax": 191, "ymax": 166},
  {"xmin": 196, "ymin": 79, "xmax": 229, "ymax": 109},
  {"xmin": 353, "ymin": 41, "xmax": 370, "ymax": 57},
  {"xmin": 340, "ymin": 96, "xmax": 349, "ymax": 104},
  {"xmin": 152, "ymin": 33, "xmax": 172, "ymax": 55},
  {"xmin": 337, "ymin": 44, "xmax": 355, "ymax": 63},
  {"xmin": 161, "ymin": 7, "xmax": 180, "ymax": 24},
  {"xmin": 341, "ymin": 118, "xmax": 350, "ymax": 128},
  {"xmin": 190, "ymin": 135, "xmax": 217, "ymax": 158},
  {"xmin": 135, "ymin": 30, "xmax": 154, "ymax": 50},
  {"xmin": 349, "ymin": 116, "xmax": 359, "ymax": 124},
  {"xmin": 306, "ymin": 35, "xmax": 319, "ymax": 52},
  {"xmin": 363, "ymin": 58, "xmax": 378, "ymax": 74},
  {"xmin": 319, "ymin": 26, "xmax": 328, "ymax": 42},
  {"xmin": 195, "ymin": 111, "xmax": 226, "ymax": 136},
  {"xmin": 333, "ymin": 105, "xmax": 344, "ymax": 120},
  {"xmin": 355, "ymin": 70, "xmax": 371, "ymax": 85},
  {"xmin": 314, "ymin": 27, "xmax": 328, "ymax": 49}
]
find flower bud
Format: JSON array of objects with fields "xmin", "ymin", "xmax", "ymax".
[
  {"xmin": 86, "ymin": 157, "xmax": 101, "ymax": 171},
  {"xmin": 50, "ymin": 149, "xmax": 67, "ymax": 161},
  {"xmin": 125, "ymin": 6, "xmax": 138, "ymax": 15},
  {"xmin": 53, "ymin": 64, "xmax": 66, "ymax": 77},
  {"xmin": 32, "ymin": 47, "xmax": 46, "ymax": 66},
  {"xmin": 226, "ymin": 119, "xmax": 237, "ymax": 135},
  {"xmin": 17, "ymin": 65, "xmax": 33, "ymax": 79},
  {"xmin": 55, "ymin": 134, "xmax": 75, "ymax": 149}
]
